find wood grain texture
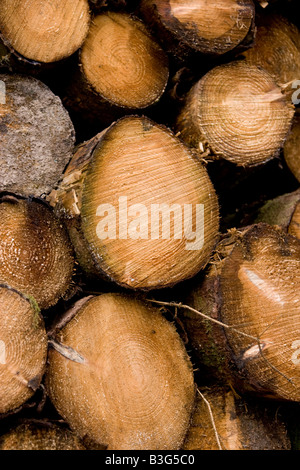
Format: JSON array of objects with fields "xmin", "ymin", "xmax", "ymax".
[
  {"xmin": 184, "ymin": 224, "xmax": 300, "ymax": 401},
  {"xmin": 139, "ymin": 0, "xmax": 255, "ymax": 58},
  {"xmin": 46, "ymin": 293, "xmax": 195, "ymax": 450},
  {"xmin": 176, "ymin": 61, "xmax": 295, "ymax": 166},
  {"xmin": 183, "ymin": 386, "xmax": 290, "ymax": 450},
  {"xmin": 0, "ymin": 422, "xmax": 85, "ymax": 450},
  {"xmin": 0, "ymin": 0, "xmax": 90, "ymax": 63},
  {"xmin": 49, "ymin": 116, "xmax": 219, "ymax": 289},
  {"xmin": 243, "ymin": 13, "xmax": 300, "ymax": 85},
  {"xmin": 0, "ymin": 195, "xmax": 74, "ymax": 309},
  {"xmin": 0, "ymin": 285, "xmax": 47, "ymax": 414}
]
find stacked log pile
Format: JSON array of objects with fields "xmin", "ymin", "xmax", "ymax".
[{"xmin": 1, "ymin": 0, "xmax": 300, "ymax": 451}]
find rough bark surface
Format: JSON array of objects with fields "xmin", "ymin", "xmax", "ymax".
[{"xmin": 0, "ymin": 74, "xmax": 75, "ymax": 197}]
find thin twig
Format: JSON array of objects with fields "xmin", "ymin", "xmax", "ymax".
[
  {"xmin": 258, "ymin": 341, "xmax": 294, "ymax": 385},
  {"xmin": 259, "ymin": 312, "xmax": 283, "ymax": 337},
  {"xmin": 256, "ymin": 314, "xmax": 295, "ymax": 385},
  {"xmin": 147, "ymin": 299, "xmax": 295, "ymax": 386},
  {"xmin": 197, "ymin": 389, "xmax": 223, "ymax": 451},
  {"xmin": 147, "ymin": 300, "xmax": 260, "ymax": 343}
]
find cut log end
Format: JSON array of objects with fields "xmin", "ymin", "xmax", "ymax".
[
  {"xmin": 183, "ymin": 386, "xmax": 291, "ymax": 450},
  {"xmin": 220, "ymin": 225, "xmax": 300, "ymax": 400},
  {"xmin": 0, "ymin": 195, "xmax": 74, "ymax": 310},
  {"xmin": 51, "ymin": 116, "xmax": 219, "ymax": 290},
  {"xmin": 176, "ymin": 61, "xmax": 295, "ymax": 166},
  {"xmin": 0, "ymin": 285, "xmax": 47, "ymax": 415},
  {"xmin": 140, "ymin": 0, "xmax": 255, "ymax": 56},
  {"xmin": 184, "ymin": 224, "xmax": 300, "ymax": 402},
  {"xmin": 242, "ymin": 14, "xmax": 300, "ymax": 86},
  {"xmin": 46, "ymin": 293, "xmax": 195, "ymax": 450},
  {"xmin": 0, "ymin": 0, "xmax": 90, "ymax": 63},
  {"xmin": 284, "ymin": 112, "xmax": 300, "ymax": 183},
  {"xmin": 80, "ymin": 12, "xmax": 169, "ymax": 109}
]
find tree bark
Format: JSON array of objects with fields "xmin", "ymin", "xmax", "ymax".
[
  {"xmin": 138, "ymin": 0, "xmax": 255, "ymax": 60},
  {"xmin": 255, "ymin": 188, "xmax": 300, "ymax": 238},
  {"xmin": 0, "ymin": 422, "xmax": 85, "ymax": 450},
  {"xmin": 0, "ymin": 74, "xmax": 75, "ymax": 198}
]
